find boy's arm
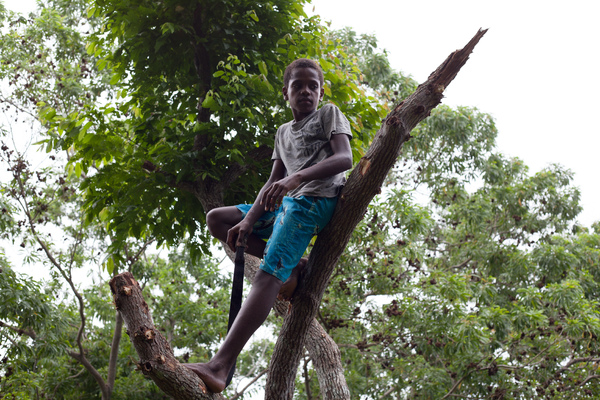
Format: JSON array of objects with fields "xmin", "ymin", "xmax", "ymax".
[
  {"xmin": 226, "ymin": 159, "xmax": 287, "ymax": 250},
  {"xmin": 261, "ymin": 133, "xmax": 352, "ymax": 211}
]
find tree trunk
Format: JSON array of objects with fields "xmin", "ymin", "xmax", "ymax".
[
  {"xmin": 111, "ymin": 29, "xmax": 486, "ymax": 400},
  {"xmin": 264, "ymin": 28, "xmax": 488, "ymax": 398},
  {"xmin": 223, "ymin": 248, "xmax": 351, "ymax": 399}
]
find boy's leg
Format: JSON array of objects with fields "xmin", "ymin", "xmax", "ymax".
[
  {"xmin": 274, "ymin": 196, "xmax": 337, "ymax": 301},
  {"xmin": 185, "ymin": 270, "xmax": 282, "ymax": 392},
  {"xmin": 206, "ymin": 206, "xmax": 267, "ymax": 259},
  {"xmin": 187, "ymin": 198, "xmax": 334, "ymax": 392},
  {"xmin": 207, "ymin": 205, "xmax": 302, "ymax": 300},
  {"xmin": 187, "ymin": 206, "xmax": 284, "ymax": 392}
]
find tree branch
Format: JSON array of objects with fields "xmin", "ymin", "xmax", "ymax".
[
  {"xmin": 109, "ymin": 272, "xmax": 225, "ymax": 399},
  {"xmin": 0, "ymin": 321, "xmax": 36, "ymax": 339},
  {"xmin": 264, "ymin": 28, "xmax": 488, "ymax": 399},
  {"xmin": 106, "ymin": 311, "xmax": 123, "ymax": 394},
  {"xmin": 228, "ymin": 368, "xmax": 268, "ymax": 400}
]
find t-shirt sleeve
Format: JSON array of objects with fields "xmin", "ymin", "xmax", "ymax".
[
  {"xmin": 321, "ymin": 103, "xmax": 352, "ymax": 140},
  {"xmin": 272, "ymin": 127, "xmax": 281, "ymax": 160}
]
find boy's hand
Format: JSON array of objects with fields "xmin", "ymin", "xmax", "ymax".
[
  {"xmin": 261, "ymin": 174, "xmax": 302, "ymax": 211},
  {"xmin": 227, "ymin": 221, "xmax": 252, "ymax": 251}
]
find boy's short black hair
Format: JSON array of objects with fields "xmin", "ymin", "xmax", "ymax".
[{"xmin": 283, "ymin": 58, "xmax": 324, "ymax": 88}]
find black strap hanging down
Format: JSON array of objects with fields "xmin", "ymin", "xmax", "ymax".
[{"xmin": 225, "ymin": 245, "xmax": 245, "ymax": 386}]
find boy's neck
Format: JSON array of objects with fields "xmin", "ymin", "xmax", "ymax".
[{"xmin": 293, "ymin": 107, "xmax": 318, "ymax": 122}]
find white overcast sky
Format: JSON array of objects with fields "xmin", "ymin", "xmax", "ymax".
[
  {"xmin": 4, "ymin": 0, "xmax": 600, "ymax": 226},
  {"xmin": 309, "ymin": 0, "xmax": 600, "ymax": 227}
]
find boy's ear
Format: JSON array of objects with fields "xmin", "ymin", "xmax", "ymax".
[
  {"xmin": 320, "ymin": 87, "xmax": 324, "ymax": 100},
  {"xmin": 282, "ymin": 86, "xmax": 289, "ymax": 101}
]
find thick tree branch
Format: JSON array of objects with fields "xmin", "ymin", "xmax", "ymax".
[
  {"xmin": 265, "ymin": 28, "xmax": 488, "ymax": 398},
  {"xmin": 109, "ymin": 272, "xmax": 225, "ymax": 399}
]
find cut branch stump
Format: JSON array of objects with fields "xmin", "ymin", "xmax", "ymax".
[{"xmin": 109, "ymin": 272, "xmax": 224, "ymax": 400}]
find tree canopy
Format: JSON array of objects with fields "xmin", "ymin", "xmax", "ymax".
[
  {"xmin": 1, "ymin": 0, "xmax": 599, "ymax": 399},
  {"xmin": 34, "ymin": 0, "xmax": 386, "ymax": 267}
]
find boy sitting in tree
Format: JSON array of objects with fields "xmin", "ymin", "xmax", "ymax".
[{"xmin": 186, "ymin": 58, "xmax": 353, "ymax": 393}]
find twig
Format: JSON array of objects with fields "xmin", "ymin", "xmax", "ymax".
[
  {"xmin": 378, "ymin": 386, "xmax": 396, "ymax": 399},
  {"xmin": 12, "ymin": 156, "xmax": 109, "ymax": 398},
  {"xmin": 228, "ymin": 368, "xmax": 268, "ymax": 400},
  {"xmin": 0, "ymin": 320, "xmax": 37, "ymax": 339}
]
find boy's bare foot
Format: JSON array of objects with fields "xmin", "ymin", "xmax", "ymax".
[
  {"xmin": 184, "ymin": 362, "xmax": 227, "ymax": 393},
  {"xmin": 278, "ymin": 257, "xmax": 307, "ymax": 301}
]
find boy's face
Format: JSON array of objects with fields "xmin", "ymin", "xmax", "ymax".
[{"xmin": 282, "ymin": 67, "xmax": 324, "ymax": 122}]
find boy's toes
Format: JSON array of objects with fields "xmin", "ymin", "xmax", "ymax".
[{"xmin": 184, "ymin": 363, "xmax": 227, "ymax": 393}]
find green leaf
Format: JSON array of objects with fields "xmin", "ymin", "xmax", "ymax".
[
  {"xmin": 109, "ymin": 73, "xmax": 121, "ymax": 85},
  {"xmin": 106, "ymin": 257, "xmax": 114, "ymax": 275},
  {"xmin": 248, "ymin": 10, "xmax": 259, "ymax": 22},
  {"xmin": 258, "ymin": 61, "xmax": 268, "ymax": 77}
]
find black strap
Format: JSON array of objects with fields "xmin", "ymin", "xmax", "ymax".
[{"xmin": 225, "ymin": 245, "xmax": 245, "ymax": 386}]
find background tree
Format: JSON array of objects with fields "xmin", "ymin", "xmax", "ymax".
[
  {"xmin": 0, "ymin": 2, "xmax": 238, "ymax": 399},
  {"xmin": 314, "ymin": 105, "xmax": 597, "ymax": 398},
  {"xmin": 1, "ymin": 0, "xmax": 384, "ymax": 397},
  {"xmin": 38, "ymin": 0, "xmax": 385, "ymax": 261},
  {"xmin": 0, "ymin": 141, "xmax": 235, "ymax": 399},
  {"xmin": 2, "ymin": 0, "xmax": 600, "ymax": 399}
]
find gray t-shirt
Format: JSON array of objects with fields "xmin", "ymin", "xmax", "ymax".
[{"xmin": 272, "ymin": 103, "xmax": 352, "ymax": 198}]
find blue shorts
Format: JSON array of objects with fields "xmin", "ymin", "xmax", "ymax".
[{"xmin": 236, "ymin": 195, "xmax": 337, "ymax": 282}]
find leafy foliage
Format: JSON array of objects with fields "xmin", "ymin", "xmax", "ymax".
[
  {"xmin": 34, "ymin": 0, "xmax": 387, "ymax": 267},
  {"xmin": 2, "ymin": 0, "xmax": 600, "ymax": 399},
  {"xmin": 315, "ymin": 106, "xmax": 597, "ymax": 399}
]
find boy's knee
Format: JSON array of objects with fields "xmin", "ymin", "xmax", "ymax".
[
  {"xmin": 206, "ymin": 206, "xmax": 243, "ymax": 239},
  {"xmin": 206, "ymin": 209, "xmax": 221, "ymax": 236}
]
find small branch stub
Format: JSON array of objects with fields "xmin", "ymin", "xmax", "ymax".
[
  {"xmin": 359, "ymin": 158, "xmax": 371, "ymax": 176},
  {"xmin": 145, "ymin": 329, "xmax": 155, "ymax": 341}
]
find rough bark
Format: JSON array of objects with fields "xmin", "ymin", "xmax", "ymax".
[
  {"xmin": 109, "ymin": 272, "xmax": 225, "ymax": 400},
  {"xmin": 264, "ymin": 28, "xmax": 488, "ymax": 398},
  {"xmin": 306, "ymin": 318, "xmax": 350, "ymax": 399}
]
